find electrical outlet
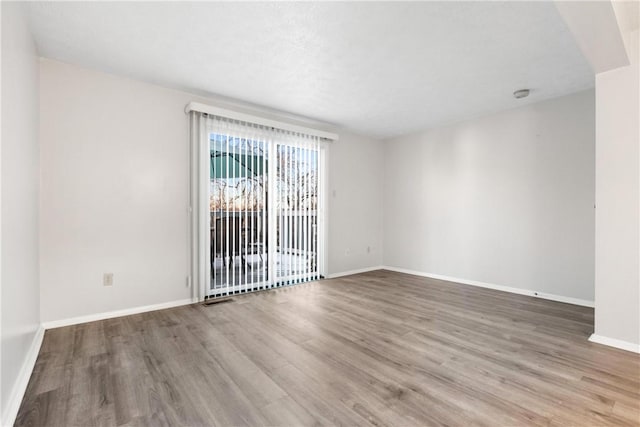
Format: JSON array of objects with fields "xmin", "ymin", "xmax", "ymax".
[
  {"xmin": 345, "ymin": 248, "xmax": 351, "ymax": 256},
  {"xmin": 103, "ymin": 273, "xmax": 114, "ymax": 287},
  {"xmin": 186, "ymin": 276, "xmax": 192, "ymax": 288},
  {"xmin": 367, "ymin": 246, "xmax": 371, "ymax": 253}
]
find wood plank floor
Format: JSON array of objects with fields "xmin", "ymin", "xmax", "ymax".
[{"xmin": 16, "ymin": 270, "xmax": 640, "ymax": 426}]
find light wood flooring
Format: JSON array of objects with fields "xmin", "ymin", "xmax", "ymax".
[{"xmin": 15, "ymin": 270, "xmax": 640, "ymax": 426}]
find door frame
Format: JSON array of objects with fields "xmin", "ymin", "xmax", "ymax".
[{"xmin": 195, "ymin": 132, "xmax": 328, "ymax": 301}]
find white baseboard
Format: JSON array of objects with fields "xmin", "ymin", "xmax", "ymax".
[
  {"xmin": 327, "ymin": 265, "xmax": 384, "ymax": 279},
  {"xmin": 2, "ymin": 325, "xmax": 45, "ymax": 427},
  {"xmin": 380, "ymin": 266, "xmax": 595, "ymax": 308},
  {"xmin": 589, "ymin": 334, "xmax": 640, "ymax": 353},
  {"xmin": 42, "ymin": 298, "xmax": 195, "ymax": 330}
]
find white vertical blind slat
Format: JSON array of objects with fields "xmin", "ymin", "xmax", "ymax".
[
  {"xmin": 316, "ymin": 137, "xmax": 320, "ymax": 279},
  {"xmin": 283, "ymin": 140, "xmax": 288, "ymax": 286},
  {"xmin": 303, "ymin": 135, "xmax": 309, "ymax": 281},
  {"xmin": 308, "ymin": 136, "xmax": 313, "ymax": 281},
  {"xmin": 263, "ymin": 135, "xmax": 268, "ymax": 288},
  {"xmin": 294, "ymin": 140, "xmax": 298, "ymax": 284},
  {"xmin": 241, "ymin": 132, "xmax": 246, "ymax": 293},
  {"xmin": 303, "ymin": 137, "xmax": 308, "ymax": 283},
  {"xmin": 225, "ymin": 123, "xmax": 231, "ymax": 296},
  {"xmin": 250, "ymin": 130, "xmax": 257, "ymax": 291}
]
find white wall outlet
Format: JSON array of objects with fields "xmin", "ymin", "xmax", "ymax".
[
  {"xmin": 103, "ymin": 273, "xmax": 114, "ymax": 287},
  {"xmin": 345, "ymin": 248, "xmax": 351, "ymax": 256},
  {"xmin": 367, "ymin": 246, "xmax": 371, "ymax": 253},
  {"xmin": 186, "ymin": 276, "xmax": 192, "ymax": 288}
]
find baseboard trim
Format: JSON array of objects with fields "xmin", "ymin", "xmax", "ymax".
[
  {"xmin": 589, "ymin": 334, "xmax": 640, "ymax": 353},
  {"xmin": 42, "ymin": 298, "xmax": 194, "ymax": 330},
  {"xmin": 380, "ymin": 266, "xmax": 595, "ymax": 308},
  {"xmin": 327, "ymin": 266, "xmax": 384, "ymax": 279},
  {"xmin": 2, "ymin": 325, "xmax": 45, "ymax": 427}
]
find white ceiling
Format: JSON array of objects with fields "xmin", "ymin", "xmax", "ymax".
[{"xmin": 25, "ymin": 1, "xmax": 594, "ymax": 139}]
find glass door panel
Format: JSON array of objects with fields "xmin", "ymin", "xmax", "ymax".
[
  {"xmin": 275, "ymin": 143, "xmax": 319, "ymax": 285},
  {"xmin": 208, "ymin": 133, "xmax": 269, "ymax": 297},
  {"xmin": 207, "ymin": 133, "xmax": 321, "ymax": 298}
]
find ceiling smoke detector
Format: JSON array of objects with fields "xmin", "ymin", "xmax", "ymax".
[{"xmin": 513, "ymin": 89, "xmax": 530, "ymax": 99}]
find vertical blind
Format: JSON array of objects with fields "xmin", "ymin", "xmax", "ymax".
[{"xmin": 189, "ymin": 111, "xmax": 327, "ymax": 300}]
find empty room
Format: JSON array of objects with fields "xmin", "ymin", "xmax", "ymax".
[{"xmin": 2, "ymin": 1, "xmax": 639, "ymax": 426}]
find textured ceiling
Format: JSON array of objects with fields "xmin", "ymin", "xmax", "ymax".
[{"xmin": 25, "ymin": 2, "xmax": 594, "ymax": 139}]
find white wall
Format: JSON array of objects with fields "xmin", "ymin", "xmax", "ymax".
[
  {"xmin": 383, "ymin": 90, "xmax": 595, "ymax": 302},
  {"xmin": 39, "ymin": 59, "xmax": 383, "ymax": 323},
  {"xmin": 327, "ymin": 133, "xmax": 383, "ymax": 275},
  {"xmin": 40, "ymin": 60, "xmax": 192, "ymax": 322},
  {"xmin": 593, "ymin": 36, "xmax": 639, "ymax": 347},
  {"xmin": 1, "ymin": 2, "xmax": 41, "ymax": 423}
]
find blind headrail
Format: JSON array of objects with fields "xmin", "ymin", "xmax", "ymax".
[{"xmin": 185, "ymin": 102, "xmax": 339, "ymax": 141}]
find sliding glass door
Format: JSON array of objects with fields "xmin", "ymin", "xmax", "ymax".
[{"xmin": 207, "ymin": 132, "xmax": 324, "ymax": 298}]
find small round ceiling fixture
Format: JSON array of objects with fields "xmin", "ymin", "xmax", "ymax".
[{"xmin": 513, "ymin": 89, "xmax": 530, "ymax": 99}]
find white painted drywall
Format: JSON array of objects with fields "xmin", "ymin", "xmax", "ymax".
[
  {"xmin": 327, "ymin": 133, "xmax": 384, "ymax": 275},
  {"xmin": 594, "ymin": 54, "xmax": 639, "ymax": 346},
  {"xmin": 39, "ymin": 59, "xmax": 192, "ymax": 322},
  {"xmin": 611, "ymin": 1, "xmax": 639, "ymax": 63},
  {"xmin": 39, "ymin": 59, "xmax": 383, "ymax": 322},
  {"xmin": 1, "ymin": 1, "xmax": 41, "ymax": 421},
  {"xmin": 553, "ymin": 1, "xmax": 629, "ymax": 74},
  {"xmin": 383, "ymin": 90, "xmax": 596, "ymax": 302}
]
